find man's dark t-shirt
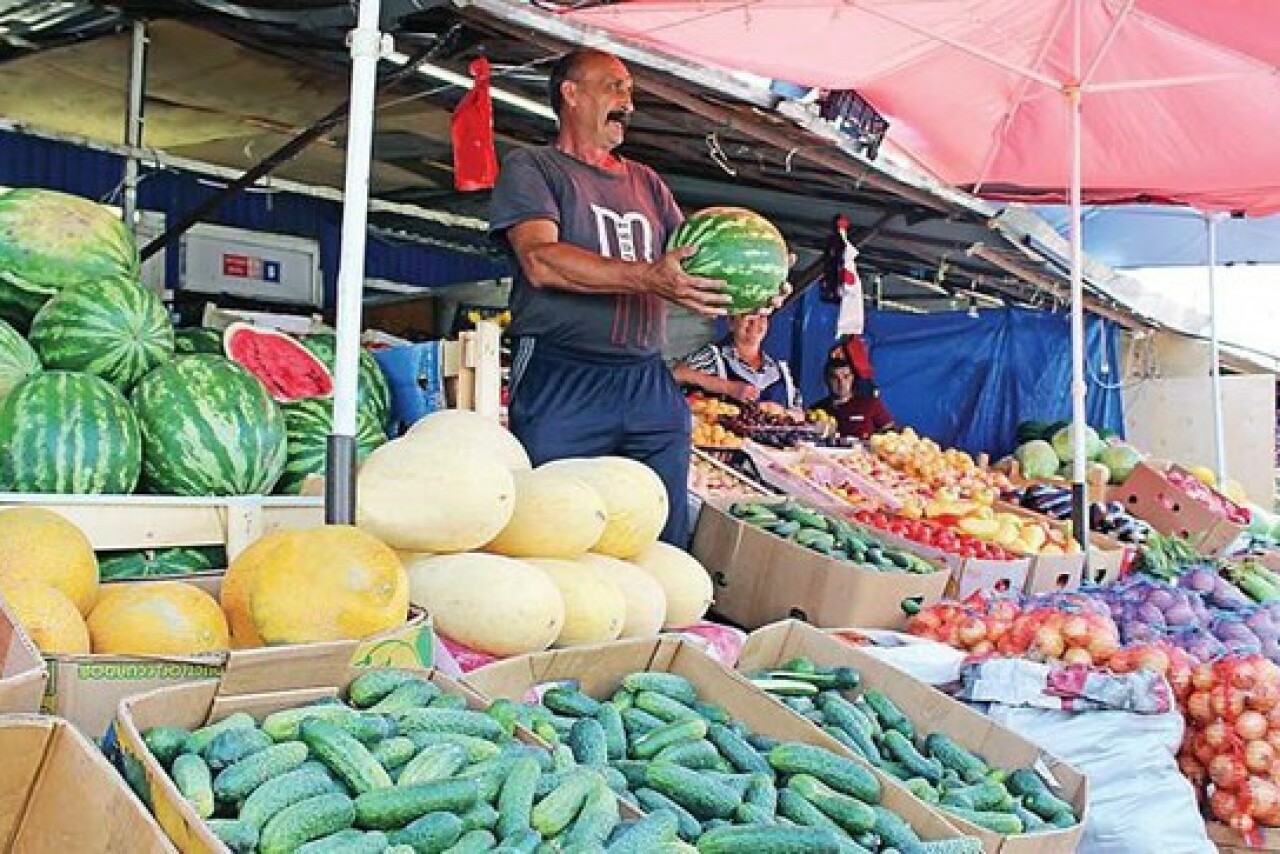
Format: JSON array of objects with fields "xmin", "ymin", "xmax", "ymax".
[
  {"xmin": 815, "ymin": 395, "xmax": 895, "ymax": 439},
  {"xmin": 489, "ymin": 146, "xmax": 683, "ymax": 358}
]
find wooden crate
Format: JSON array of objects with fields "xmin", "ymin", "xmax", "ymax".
[
  {"xmin": 0, "ymin": 494, "xmax": 324, "ymax": 561},
  {"xmin": 442, "ymin": 320, "xmax": 503, "ymax": 418}
]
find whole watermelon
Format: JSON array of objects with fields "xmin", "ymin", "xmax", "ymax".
[
  {"xmin": 667, "ymin": 206, "xmax": 789, "ymax": 313},
  {"xmin": 298, "ymin": 334, "xmax": 391, "ymax": 426},
  {"xmin": 29, "ymin": 277, "xmax": 174, "ymax": 390},
  {"xmin": 174, "ymin": 327, "xmax": 226, "ymax": 355},
  {"xmin": 98, "ymin": 545, "xmax": 224, "ymax": 580},
  {"xmin": 0, "ymin": 371, "xmax": 141, "ymax": 493},
  {"xmin": 276, "ymin": 397, "xmax": 388, "ymax": 494},
  {"xmin": 0, "ymin": 189, "xmax": 140, "ymax": 330},
  {"xmin": 130, "ymin": 355, "xmax": 287, "ymax": 495},
  {"xmin": 0, "ymin": 317, "xmax": 41, "ymax": 402}
]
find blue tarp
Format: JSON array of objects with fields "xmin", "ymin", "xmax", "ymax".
[{"xmin": 753, "ymin": 288, "xmax": 1124, "ymax": 458}]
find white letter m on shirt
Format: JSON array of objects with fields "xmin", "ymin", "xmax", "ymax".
[{"xmin": 591, "ymin": 205, "xmax": 655, "ymax": 262}]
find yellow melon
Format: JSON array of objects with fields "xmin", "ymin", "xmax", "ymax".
[
  {"xmin": 87, "ymin": 581, "xmax": 229, "ymax": 655},
  {"xmin": 484, "ymin": 467, "xmax": 609, "ymax": 558},
  {"xmin": 0, "ymin": 507, "xmax": 98, "ymax": 614},
  {"xmin": 357, "ymin": 436, "xmax": 515, "ymax": 553},
  {"xmin": 526, "ymin": 558, "xmax": 626, "ymax": 647},
  {"xmin": 406, "ymin": 552, "xmax": 564, "ymax": 656},
  {"xmin": 577, "ymin": 553, "xmax": 667, "ymax": 639},
  {"xmin": 405, "ymin": 409, "xmax": 532, "ymax": 471},
  {"xmin": 222, "ymin": 525, "xmax": 408, "ymax": 647},
  {"xmin": 0, "ymin": 577, "xmax": 89, "ymax": 654},
  {"xmin": 631, "ymin": 542, "xmax": 714, "ymax": 629},
  {"xmin": 541, "ymin": 457, "xmax": 668, "ymax": 558}
]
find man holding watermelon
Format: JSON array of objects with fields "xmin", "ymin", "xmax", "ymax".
[{"xmin": 490, "ymin": 48, "xmax": 788, "ymax": 548}]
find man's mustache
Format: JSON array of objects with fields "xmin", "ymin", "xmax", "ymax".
[{"xmin": 606, "ymin": 109, "xmax": 632, "ymax": 126}]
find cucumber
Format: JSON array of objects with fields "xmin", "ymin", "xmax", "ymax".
[
  {"xmin": 203, "ymin": 726, "xmax": 274, "ymax": 771},
  {"xmin": 940, "ymin": 805, "xmax": 1025, "ymax": 835},
  {"xmin": 142, "ymin": 726, "xmax": 191, "ymax": 769},
  {"xmin": 621, "ymin": 707, "xmax": 666, "ymax": 738},
  {"xmin": 430, "ymin": 693, "xmax": 470, "ymax": 711},
  {"xmin": 860, "ymin": 690, "xmax": 915, "ymax": 741},
  {"xmin": 262, "ymin": 704, "xmax": 354, "ymax": 742},
  {"xmin": 923, "ymin": 734, "xmax": 988, "ymax": 785},
  {"xmin": 240, "ymin": 763, "xmax": 342, "ymax": 831},
  {"xmin": 367, "ymin": 678, "xmax": 441, "ymax": 714},
  {"xmin": 460, "ymin": 802, "xmax": 501, "ymax": 833},
  {"xmin": 338, "ymin": 713, "xmax": 399, "ymax": 747},
  {"xmin": 940, "ymin": 780, "xmax": 1014, "ymax": 812},
  {"xmin": 497, "ymin": 756, "xmax": 542, "ymax": 840},
  {"xmin": 408, "ymin": 732, "xmax": 503, "ymax": 763},
  {"xmin": 297, "ymin": 829, "xmax": 388, "ymax": 854},
  {"xmin": 349, "ymin": 669, "xmax": 428, "ymax": 708},
  {"xmin": 744, "ymin": 773, "xmax": 778, "ymax": 818},
  {"xmin": 386, "ymin": 811, "xmax": 464, "ymax": 852},
  {"xmin": 695, "ymin": 825, "xmax": 844, "ymax": 853},
  {"xmin": 205, "ymin": 818, "xmax": 258, "ymax": 853},
  {"xmin": 912, "ymin": 840, "xmax": 986, "ymax": 854},
  {"xmin": 501, "ymin": 828, "xmax": 543, "ymax": 852},
  {"xmin": 693, "ymin": 702, "xmax": 732, "ymax": 726},
  {"xmin": 816, "ymin": 695, "xmax": 883, "ymax": 764},
  {"xmin": 634, "ymin": 691, "xmax": 701, "ymax": 723},
  {"xmin": 543, "ymin": 686, "xmax": 602, "ymax": 718},
  {"xmin": 213, "ymin": 741, "xmax": 311, "ymax": 804},
  {"xmin": 706, "ymin": 723, "xmax": 770, "ymax": 775},
  {"xmin": 164, "ymin": 756, "xmax": 213, "ymax": 819},
  {"xmin": 787, "ymin": 774, "xmax": 876, "ymax": 835},
  {"xmin": 568, "ymin": 717, "xmax": 610, "ymax": 766},
  {"xmin": 354, "ymin": 779, "xmax": 480, "ymax": 830},
  {"xmin": 644, "ymin": 763, "xmax": 742, "ymax": 820},
  {"xmin": 486, "ymin": 698, "xmax": 527, "ymax": 738},
  {"xmin": 605, "ymin": 811, "xmax": 679, "ymax": 853},
  {"xmin": 446, "ymin": 829, "xmax": 499, "ymax": 853},
  {"xmin": 653, "ymin": 740, "xmax": 723, "ymax": 770},
  {"xmin": 372, "ymin": 736, "xmax": 419, "ymax": 772},
  {"xmin": 776, "ymin": 789, "xmax": 862, "ymax": 848},
  {"xmin": 397, "ymin": 743, "xmax": 469, "ymax": 787},
  {"xmin": 751, "ymin": 677, "xmax": 820, "ymax": 697},
  {"xmin": 531, "ymin": 770, "xmax": 598, "ymax": 837},
  {"xmin": 734, "ymin": 803, "xmax": 775, "ymax": 825},
  {"xmin": 562, "ymin": 780, "xmax": 620, "ymax": 848},
  {"xmin": 904, "ymin": 777, "xmax": 940, "ymax": 804},
  {"xmin": 882, "ymin": 730, "xmax": 943, "ymax": 784},
  {"xmin": 259, "ymin": 792, "xmax": 357, "ymax": 854},
  {"xmin": 596, "ymin": 703, "xmax": 627, "ymax": 761},
  {"xmin": 631, "ymin": 719, "xmax": 709, "ymax": 760},
  {"xmin": 634, "ymin": 788, "xmax": 702, "ymax": 843},
  {"xmin": 397, "ymin": 708, "xmax": 508, "ymax": 742},
  {"xmin": 1007, "ymin": 769, "xmax": 1075, "ymax": 821},
  {"xmin": 187, "ymin": 712, "xmax": 257, "ymax": 756},
  {"xmin": 301, "ymin": 718, "xmax": 393, "ymax": 795},
  {"xmin": 870, "ymin": 804, "xmax": 922, "ymax": 851},
  {"xmin": 767, "ymin": 744, "xmax": 880, "ymax": 803},
  {"xmin": 620, "ymin": 672, "xmax": 699, "ymax": 706}
]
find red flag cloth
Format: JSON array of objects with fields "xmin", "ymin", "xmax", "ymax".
[
  {"xmin": 829, "ymin": 335, "xmax": 874, "ymax": 380},
  {"xmin": 451, "ymin": 56, "xmax": 497, "ymax": 191}
]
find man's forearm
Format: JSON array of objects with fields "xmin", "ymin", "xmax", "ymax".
[
  {"xmin": 522, "ymin": 242, "xmax": 652, "ymax": 295},
  {"xmin": 672, "ymin": 364, "xmax": 727, "ymax": 396}
]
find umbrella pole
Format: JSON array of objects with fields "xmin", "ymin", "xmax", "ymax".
[
  {"xmin": 1207, "ymin": 212, "xmax": 1228, "ymax": 487},
  {"xmin": 325, "ymin": 0, "xmax": 385, "ymax": 525},
  {"xmin": 1068, "ymin": 82, "xmax": 1089, "ymax": 551}
]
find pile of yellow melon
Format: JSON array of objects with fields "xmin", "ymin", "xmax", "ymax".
[
  {"xmin": 0, "ymin": 508, "xmax": 409, "ymax": 657},
  {"xmin": 356, "ymin": 410, "xmax": 715, "ymax": 657}
]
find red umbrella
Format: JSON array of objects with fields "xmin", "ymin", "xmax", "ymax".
[{"xmin": 558, "ymin": 0, "xmax": 1280, "ymax": 539}]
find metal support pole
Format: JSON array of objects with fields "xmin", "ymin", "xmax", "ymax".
[
  {"xmin": 325, "ymin": 0, "xmax": 388, "ymax": 525},
  {"xmin": 1207, "ymin": 213, "xmax": 1228, "ymax": 487},
  {"xmin": 1068, "ymin": 0, "xmax": 1089, "ymax": 551},
  {"xmin": 122, "ymin": 20, "xmax": 147, "ymax": 233}
]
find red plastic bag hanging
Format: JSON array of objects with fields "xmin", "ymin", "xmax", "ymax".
[{"xmin": 451, "ymin": 56, "xmax": 497, "ymax": 191}]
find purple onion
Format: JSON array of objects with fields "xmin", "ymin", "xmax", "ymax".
[
  {"xmin": 1164, "ymin": 602, "xmax": 1198, "ymax": 627},
  {"xmin": 1136, "ymin": 602, "xmax": 1167, "ymax": 626},
  {"xmin": 1181, "ymin": 568, "xmax": 1218, "ymax": 593},
  {"xmin": 1146, "ymin": 587, "xmax": 1177, "ymax": 611}
]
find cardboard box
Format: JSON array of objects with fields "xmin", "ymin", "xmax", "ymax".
[
  {"xmin": 1206, "ymin": 819, "xmax": 1280, "ymax": 852},
  {"xmin": 993, "ymin": 502, "xmax": 1087, "ymax": 596},
  {"xmin": 110, "ymin": 644, "xmax": 481, "ymax": 854},
  {"xmin": 1084, "ymin": 532, "xmax": 1136, "ymax": 586},
  {"xmin": 464, "ymin": 636, "xmax": 966, "ymax": 845},
  {"xmin": 32, "ymin": 573, "xmax": 432, "ymax": 739},
  {"xmin": 0, "ymin": 594, "xmax": 46, "ymax": 714},
  {"xmin": 1109, "ymin": 461, "xmax": 1246, "ymax": 556},
  {"xmin": 0, "ymin": 714, "xmax": 174, "ymax": 852},
  {"xmin": 738, "ymin": 620, "xmax": 1088, "ymax": 854},
  {"xmin": 691, "ymin": 499, "xmax": 949, "ymax": 630}
]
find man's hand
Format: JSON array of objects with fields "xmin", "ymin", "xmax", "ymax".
[
  {"xmin": 647, "ymin": 246, "xmax": 731, "ymax": 317},
  {"xmin": 724, "ymin": 380, "xmax": 760, "ymax": 403}
]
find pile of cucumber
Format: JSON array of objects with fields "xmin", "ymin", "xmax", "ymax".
[
  {"xmin": 728, "ymin": 500, "xmax": 939, "ymax": 574},
  {"xmin": 514, "ymin": 670, "xmax": 981, "ymax": 854},
  {"xmin": 139, "ymin": 670, "xmax": 621, "ymax": 854},
  {"xmin": 745, "ymin": 659, "xmax": 1079, "ymax": 835}
]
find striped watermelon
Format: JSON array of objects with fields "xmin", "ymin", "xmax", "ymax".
[
  {"xmin": 0, "ymin": 371, "xmax": 141, "ymax": 493},
  {"xmin": 667, "ymin": 206, "xmax": 789, "ymax": 313},
  {"xmin": 130, "ymin": 355, "xmax": 287, "ymax": 495},
  {"xmin": 0, "ymin": 189, "xmax": 140, "ymax": 330},
  {"xmin": 276, "ymin": 397, "xmax": 388, "ymax": 494},
  {"xmin": 174, "ymin": 327, "xmax": 225, "ymax": 355},
  {"xmin": 299, "ymin": 334, "xmax": 391, "ymax": 426},
  {"xmin": 29, "ymin": 277, "xmax": 174, "ymax": 390},
  {"xmin": 98, "ymin": 545, "xmax": 224, "ymax": 580},
  {"xmin": 0, "ymin": 318, "xmax": 41, "ymax": 402}
]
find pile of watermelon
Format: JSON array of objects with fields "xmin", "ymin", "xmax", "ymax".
[{"xmin": 0, "ymin": 188, "xmax": 390, "ymax": 497}]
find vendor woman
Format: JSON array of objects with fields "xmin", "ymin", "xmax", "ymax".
[{"xmin": 673, "ymin": 313, "xmax": 802, "ymax": 408}]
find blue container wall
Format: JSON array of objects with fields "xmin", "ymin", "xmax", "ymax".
[
  {"xmin": 741, "ymin": 286, "xmax": 1124, "ymax": 458},
  {"xmin": 0, "ymin": 131, "xmax": 509, "ymax": 304}
]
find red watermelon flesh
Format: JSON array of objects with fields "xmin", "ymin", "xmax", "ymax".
[{"xmin": 223, "ymin": 322, "xmax": 333, "ymax": 403}]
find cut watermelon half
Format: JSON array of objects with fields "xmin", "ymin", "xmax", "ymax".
[{"xmin": 223, "ymin": 322, "xmax": 334, "ymax": 403}]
